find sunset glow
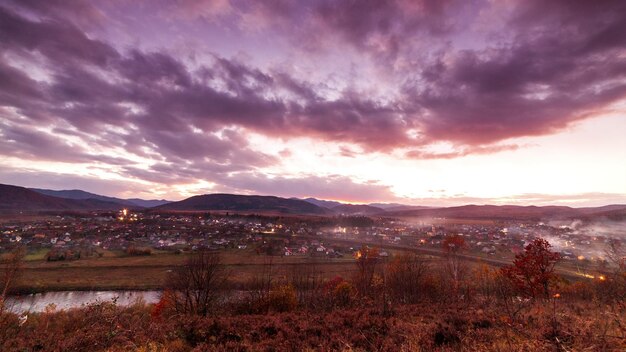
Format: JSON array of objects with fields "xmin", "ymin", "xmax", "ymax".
[{"xmin": 0, "ymin": 0, "xmax": 625, "ymax": 206}]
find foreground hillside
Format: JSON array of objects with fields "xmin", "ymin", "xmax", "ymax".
[
  {"xmin": 2, "ymin": 240, "xmax": 624, "ymax": 351},
  {"xmin": 1, "ymin": 299, "xmax": 624, "ymax": 351}
]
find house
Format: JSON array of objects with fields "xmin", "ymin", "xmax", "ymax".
[{"xmin": 481, "ymin": 246, "xmax": 496, "ymax": 254}]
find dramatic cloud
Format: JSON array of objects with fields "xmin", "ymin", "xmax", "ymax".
[
  {"xmin": 0, "ymin": 0, "xmax": 624, "ymax": 203},
  {"xmin": 406, "ymin": 6, "xmax": 626, "ymax": 146},
  {"xmin": 213, "ymin": 173, "xmax": 397, "ymax": 203}
]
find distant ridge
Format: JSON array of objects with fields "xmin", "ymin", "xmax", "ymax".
[
  {"xmin": 126, "ymin": 198, "xmax": 171, "ymax": 208},
  {"xmin": 2, "ymin": 183, "xmax": 624, "ymax": 220},
  {"xmin": 31, "ymin": 188, "xmax": 170, "ymax": 208},
  {"xmin": 154, "ymin": 193, "xmax": 330, "ymax": 215},
  {"xmin": 384, "ymin": 204, "xmax": 626, "ymax": 220},
  {"xmin": 0, "ymin": 184, "xmax": 125, "ymax": 212},
  {"xmin": 301, "ymin": 197, "xmax": 343, "ymax": 209},
  {"xmin": 331, "ymin": 204, "xmax": 385, "ymax": 215},
  {"xmin": 368, "ymin": 203, "xmax": 434, "ymax": 210},
  {"xmin": 301, "ymin": 198, "xmax": 434, "ymax": 213}
]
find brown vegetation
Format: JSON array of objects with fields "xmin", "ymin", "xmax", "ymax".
[
  {"xmin": 1, "ymin": 237, "xmax": 625, "ymax": 351},
  {"xmin": 163, "ymin": 250, "xmax": 228, "ymax": 316},
  {"xmin": 1, "ymin": 246, "xmax": 25, "ymax": 312},
  {"xmin": 126, "ymin": 246, "xmax": 153, "ymax": 256}
]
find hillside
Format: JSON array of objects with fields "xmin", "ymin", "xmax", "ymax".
[
  {"xmin": 126, "ymin": 198, "xmax": 171, "ymax": 208},
  {"xmin": 0, "ymin": 184, "xmax": 125, "ymax": 212},
  {"xmin": 331, "ymin": 204, "xmax": 385, "ymax": 215},
  {"xmin": 31, "ymin": 188, "xmax": 170, "ymax": 208},
  {"xmin": 301, "ymin": 197, "xmax": 343, "ymax": 209},
  {"xmin": 31, "ymin": 188, "xmax": 136, "ymax": 206},
  {"xmin": 154, "ymin": 193, "xmax": 330, "ymax": 215},
  {"xmin": 385, "ymin": 204, "xmax": 626, "ymax": 220},
  {"xmin": 368, "ymin": 203, "xmax": 435, "ymax": 211}
]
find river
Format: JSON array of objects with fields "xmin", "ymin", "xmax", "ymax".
[{"xmin": 5, "ymin": 291, "xmax": 162, "ymax": 314}]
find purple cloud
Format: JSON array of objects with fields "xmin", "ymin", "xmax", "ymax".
[
  {"xmin": 212, "ymin": 173, "xmax": 398, "ymax": 203},
  {"xmin": 0, "ymin": 0, "xmax": 624, "ymax": 201}
]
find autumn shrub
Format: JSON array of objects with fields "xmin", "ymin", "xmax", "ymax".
[
  {"xmin": 472, "ymin": 264, "xmax": 501, "ymax": 302},
  {"xmin": 151, "ymin": 289, "xmax": 175, "ymax": 320},
  {"xmin": 46, "ymin": 248, "xmax": 80, "ymax": 261},
  {"xmin": 267, "ymin": 284, "xmax": 298, "ymax": 312},
  {"xmin": 126, "ymin": 246, "xmax": 152, "ymax": 256},
  {"xmin": 332, "ymin": 280, "xmax": 357, "ymax": 308},
  {"xmin": 387, "ymin": 253, "xmax": 430, "ymax": 304},
  {"xmin": 322, "ymin": 276, "xmax": 357, "ymax": 309}
]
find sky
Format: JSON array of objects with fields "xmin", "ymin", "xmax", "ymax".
[{"xmin": 0, "ymin": 0, "xmax": 625, "ymax": 206}]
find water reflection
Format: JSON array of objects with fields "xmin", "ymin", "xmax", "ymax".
[{"xmin": 6, "ymin": 291, "xmax": 161, "ymax": 314}]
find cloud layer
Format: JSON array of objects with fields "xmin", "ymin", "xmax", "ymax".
[{"xmin": 0, "ymin": 0, "xmax": 625, "ymax": 202}]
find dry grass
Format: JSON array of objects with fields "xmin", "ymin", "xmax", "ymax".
[
  {"xmin": 1, "ymin": 299, "xmax": 623, "ymax": 351},
  {"xmin": 15, "ymin": 252, "xmax": 360, "ymax": 292}
]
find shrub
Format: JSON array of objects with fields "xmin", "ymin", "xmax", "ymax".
[
  {"xmin": 387, "ymin": 253, "xmax": 430, "ymax": 304},
  {"xmin": 46, "ymin": 249, "xmax": 80, "ymax": 261},
  {"xmin": 165, "ymin": 250, "xmax": 228, "ymax": 316},
  {"xmin": 267, "ymin": 284, "xmax": 298, "ymax": 312},
  {"xmin": 126, "ymin": 246, "xmax": 152, "ymax": 256}
]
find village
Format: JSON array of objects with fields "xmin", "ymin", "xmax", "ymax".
[{"xmin": 0, "ymin": 210, "xmax": 614, "ymax": 265}]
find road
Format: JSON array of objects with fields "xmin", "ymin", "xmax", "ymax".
[{"xmin": 264, "ymin": 232, "xmax": 590, "ymax": 281}]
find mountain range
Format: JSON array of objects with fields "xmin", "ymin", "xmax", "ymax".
[
  {"xmin": 0, "ymin": 184, "xmax": 127, "ymax": 212},
  {"xmin": 0, "ymin": 183, "xmax": 625, "ymax": 220},
  {"xmin": 153, "ymin": 194, "xmax": 330, "ymax": 215},
  {"xmin": 31, "ymin": 188, "xmax": 170, "ymax": 208}
]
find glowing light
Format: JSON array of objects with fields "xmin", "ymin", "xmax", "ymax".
[
  {"xmin": 122, "ymin": 209, "xmax": 128, "ymax": 216},
  {"xmin": 577, "ymin": 255, "xmax": 585, "ymax": 260},
  {"xmin": 599, "ymin": 275, "xmax": 606, "ymax": 281}
]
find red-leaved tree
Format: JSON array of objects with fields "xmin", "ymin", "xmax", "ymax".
[{"xmin": 501, "ymin": 238, "xmax": 560, "ymax": 298}]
